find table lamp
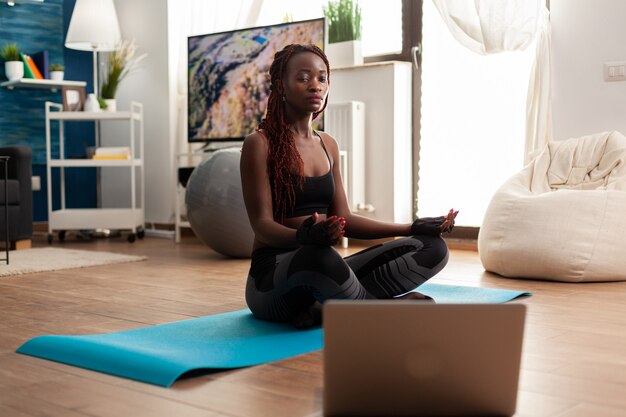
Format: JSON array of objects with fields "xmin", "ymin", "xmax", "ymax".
[{"xmin": 65, "ymin": 0, "xmax": 121, "ymax": 96}]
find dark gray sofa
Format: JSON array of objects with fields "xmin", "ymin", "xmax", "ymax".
[{"xmin": 0, "ymin": 146, "xmax": 33, "ymax": 246}]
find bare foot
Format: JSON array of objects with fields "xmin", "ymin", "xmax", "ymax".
[
  {"xmin": 290, "ymin": 302, "xmax": 323, "ymax": 329},
  {"xmin": 395, "ymin": 292, "xmax": 435, "ymax": 303}
]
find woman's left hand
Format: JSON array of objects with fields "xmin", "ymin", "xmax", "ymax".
[
  {"xmin": 440, "ymin": 209, "xmax": 458, "ymax": 233},
  {"xmin": 411, "ymin": 208, "xmax": 458, "ymax": 236}
]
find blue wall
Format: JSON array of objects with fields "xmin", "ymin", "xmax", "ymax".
[{"xmin": 0, "ymin": 0, "xmax": 96, "ymax": 221}]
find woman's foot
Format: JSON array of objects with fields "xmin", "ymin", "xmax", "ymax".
[
  {"xmin": 291, "ymin": 301, "xmax": 323, "ymax": 329},
  {"xmin": 395, "ymin": 291, "xmax": 435, "ymax": 302}
]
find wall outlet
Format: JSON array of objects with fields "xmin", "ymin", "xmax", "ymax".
[
  {"xmin": 32, "ymin": 176, "xmax": 41, "ymax": 191},
  {"xmin": 604, "ymin": 61, "xmax": 626, "ymax": 81}
]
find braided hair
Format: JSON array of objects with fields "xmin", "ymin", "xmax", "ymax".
[{"xmin": 258, "ymin": 44, "xmax": 331, "ymax": 221}]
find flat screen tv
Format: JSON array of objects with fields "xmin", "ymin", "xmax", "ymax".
[{"xmin": 188, "ymin": 18, "xmax": 326, "ymax": 143}]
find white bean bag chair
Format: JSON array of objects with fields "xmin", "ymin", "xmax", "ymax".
[{"xmin": 478, "ymin": 130, "xmax": 626, "ymax": 282}]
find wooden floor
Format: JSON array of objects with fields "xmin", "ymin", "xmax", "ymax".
[{"xmin": 1, "ymin": 233, "xmax": 626, "ymax": 417}]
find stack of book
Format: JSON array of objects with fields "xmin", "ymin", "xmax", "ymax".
[{"xmin": 92, "ymin": 147, "xmax": 131, "ymax": 160}]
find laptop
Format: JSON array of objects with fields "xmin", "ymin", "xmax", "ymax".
[{"xmin": 323, "ymin": 302, "xmax": 526, "ymax": 417}]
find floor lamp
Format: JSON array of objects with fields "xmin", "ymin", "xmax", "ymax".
[
  {"xmin": 65, "ymin": 0, "xmax": 121, "ymax": 99},
  {"xmin": 65, "ymin": 0, "xmax": 121, "ymax": 235}
]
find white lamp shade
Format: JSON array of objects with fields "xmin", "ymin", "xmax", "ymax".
[{"xmin": 65, "ymin": 0, "xmax": 121, "ymax": 51}]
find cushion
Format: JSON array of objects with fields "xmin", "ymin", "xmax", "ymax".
[
  {"xmin": 0, "ymin": 179, "xmax": 20, "ymax": 205},
  {"xmin": 478, "ymin": 131, "xmax": 626, "ymax": 282}
]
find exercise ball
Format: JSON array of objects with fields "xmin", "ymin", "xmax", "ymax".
[{"xmin": 185, "ymin": 148, "xmax": 254, "ymax": 258}]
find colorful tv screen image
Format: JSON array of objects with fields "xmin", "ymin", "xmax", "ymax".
[{"xmin": 188, "ymin": 18, "xmax": 325, "ymax": 142}]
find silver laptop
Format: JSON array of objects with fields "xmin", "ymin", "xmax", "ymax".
[{"xmin": 323, "ymin": 302, "xmax": 526, "ymax": 417}]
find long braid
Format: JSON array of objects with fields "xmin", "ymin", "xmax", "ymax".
[{"xmin": 258, "ymin": 44, "xmax": 331, "ymax": 221}]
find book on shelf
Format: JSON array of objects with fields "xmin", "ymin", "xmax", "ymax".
[
  {"xmin": 24, "ymin": 55, "xmax": 44, "ymax": 79},
  {"xmin": 20, "ymin": 53, "xmax": 43, "ymax": 80},
  {"xmin": 20, "ymin": 53, "xmax": 35, "ymax": 79},
  {"xmin": 92, "ymin": 147, "xmax": 131, "ymax": 160},
  {"xmin": 32, "ymin": 50, "xmax": 50, "ymax": 79}
]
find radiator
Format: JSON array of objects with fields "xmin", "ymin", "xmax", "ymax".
[{"xmin": 325, "ymin": 101, "xmax": 366, "ymax": 211}]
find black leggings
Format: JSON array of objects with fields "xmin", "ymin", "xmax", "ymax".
[{"xmin": 245, "ymin": 235, "xmax": 449, "ymax": 322}]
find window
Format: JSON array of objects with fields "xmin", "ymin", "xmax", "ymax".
[
  {"xmin": 361, "ymin": 0, "xmax": 402, "ymax": 57},
  {"xmin": 417, "ymin": 0, "xmax": 536, "ymax": 226},
  {"xmin": 255, "ymin": 0, "xmax": 414, "ymax": 62}
]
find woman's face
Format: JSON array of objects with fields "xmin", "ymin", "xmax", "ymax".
[{"xmin": 283, "ymin": 51, "xmax": 329, "ymax": 114}]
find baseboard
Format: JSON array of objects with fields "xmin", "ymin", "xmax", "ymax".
[
  {"xmin": 0, "ymin": 239, "xmax": 32, "ymax": 250},
  {"xmin": 14, "ymin": 239, "xmax": 32, "ymax": 250},
  {"xmin": 443, "ymin": 238, "xmax": 478, "ymax": 251},
  {"xmin": 447, "ymin": 226, "xmax": 479, "ymax": 240},
  {"xmin": 34, "ymin": 222, "xmax": 176, "ymax": 232}
]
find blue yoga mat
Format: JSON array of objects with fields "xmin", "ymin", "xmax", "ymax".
[{"xmin": 17, "ymin": 283, "xmax": 530, "ymax": 387}]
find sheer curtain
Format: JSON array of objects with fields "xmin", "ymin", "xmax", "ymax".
[
  {"xmin": 168, "ymin": 0, "xmax": 263, "ymax": 156},
  {"xmin": 419, "ymin": 0, "xmax": 550, "ymax": 226},
  {"xmin": 431, "ymin": 0, "xmax": 552, "ymax": 162},
  {"xmin": 419, "ymin": 0, "xmax": 548, "ymax": 226}
]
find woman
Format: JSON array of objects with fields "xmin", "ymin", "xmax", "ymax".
[{"xmin": 240, "ymin": 44, "xmax": 457, "ymax": 328}]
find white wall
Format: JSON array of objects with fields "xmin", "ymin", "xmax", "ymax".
[
  {"xmin": 330, "ymin": 62, "xmax": 413, "ymax": 224},
  {"xmin": 551, "ymin": 0, "xmax": 626, "ymax": 140},
  {"xmin": 101, "ymin": 0, "xmax": 175, "ymax": 225}
]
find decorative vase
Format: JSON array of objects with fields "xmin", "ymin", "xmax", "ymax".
[
  {"xmin": 103, "ymin": 98, "xmax": 116, "ymax": 112},
  {"xmin": 84, "ymin": 94, "xmax": 101, "ymax": 112},
  {"xmin": 50, "ymin": 71, "xmax": 64, "ymax": 81},
  {"xmin": 326, "ymin": 40, "xmax": 363, "ymax": 68},
  {"xmin": 4, "ymin": 61, "xmax": 24, "ymax": 81}
]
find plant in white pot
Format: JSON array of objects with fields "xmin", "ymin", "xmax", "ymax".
[
  {"xmin": 100, "ymin": 40, "xmax": 146, "ymax": 112},
  {"xmin": 1, "ymin": 43, "xmax": 24, "ymax": 81},
  {"xmin": 49, "ymin": 63, "xmax": 64, "ymax": 81},
  {"xmin": 323, "ymin": 0, "xmax": 362, "ymax": 67}
]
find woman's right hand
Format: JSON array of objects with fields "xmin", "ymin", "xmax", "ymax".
[{"xmin": 296, "ymin": 212, "xmax": 345, "ymax": 246}]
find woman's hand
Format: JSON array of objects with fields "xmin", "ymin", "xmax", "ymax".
[
  {"xmin": 411, "ymin": 209, "xmax": 458, "ymax": 236},
  {"xmin": 440, "ymin": 209, "xmax": 458, "ymax": 233},
  {"xmin": 296, "ymin": 212, "xmax": 345, "ymax": 246}
]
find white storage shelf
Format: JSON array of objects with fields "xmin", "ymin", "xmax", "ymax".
[
  {"xmin": 45, "ymin": 101, "xmax": 145, "ymax": 243},
  {"xmin": 174, "ymin": 150, "xmax": 207, "ymax": 243},
  {"xmin": 48, "ymin": 159, "xmax": 142, "ymax": 168},
  {"xmin": 49, "ymin": 208, "xmax": 144, "ymax": 230},
  {"xmin": 47, "ymin": 110, "xmax": 141, "ymax": 121},
  {"xmin": 1, "ymin": 78, "xmax": 87, "ymax": 92}
]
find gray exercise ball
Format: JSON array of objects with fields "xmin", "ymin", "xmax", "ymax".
[{"xmin": 185, "ymin": 148, "xmax": 254, "ymax": 258}]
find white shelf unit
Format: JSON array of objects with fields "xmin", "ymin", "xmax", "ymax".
[
  {"xmin": 174, "ymin": 149, "xmax": 213, "ymax": 243},
  {"xmin": 1, "ymin": 78, "xmax": 86, "ymax": 92},
  {"xmin": 45, "ymin": 101, "xmax": 145, "ymax": 242}
]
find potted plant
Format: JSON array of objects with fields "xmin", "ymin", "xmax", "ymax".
[
  {"xmin": 100, "ymin": 40, "xmax": 146, "ymax": 112},
  {"xmin": 49, "ymin": 63, "xmax": 64, "ymax": 81},
  {"xmin": 1, "ymin": 43, "xmax": 24, "ymax": 81},
  {"xmin": 323, "ymin": 0, "xmax": 363, "ymax": 67}
]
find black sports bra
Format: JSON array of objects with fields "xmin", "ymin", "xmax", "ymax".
[{"xmin": 282, "ymin": 133, "xmax": 335, "ymax": 218}]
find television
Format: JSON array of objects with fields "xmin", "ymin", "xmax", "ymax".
[{"xmin": 188, "ymin": 18, "xmax": 326, "ymax": 143}]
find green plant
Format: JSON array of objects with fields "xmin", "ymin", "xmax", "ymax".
[
  {"xmin": 49, "ymin": 63, "xmax": 64, "ymax": 72},
  {"xmin": 100, "ymin": 40, "xmax": 146, "ymax": 99},
  {"xmin": 0, "ymin": 43, "xmax": 21, "ymax": 62},
  {"xmin": 323, "ymin": 0, "xmax": 361, "ymax": 43},
  {"xmin": 97, "ymin": 97, "xmax": 108, "ymax": 109}
]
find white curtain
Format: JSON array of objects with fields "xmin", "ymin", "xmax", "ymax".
[
  {"xmin": 432, "ymin": 0, "xmax": 552, "ymax": 163},
  {"xmin": 524, "ymin": 7, "xmax": 551, "ymax": 164},
  {"xmin": 169, "ymin": 0, "xmax": 263, "ymax": 156}
]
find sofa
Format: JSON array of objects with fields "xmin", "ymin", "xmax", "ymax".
[{"xmin": 0, "ymin": 146, "xmax": 33, "ymax": 248}]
